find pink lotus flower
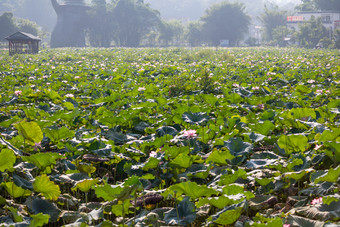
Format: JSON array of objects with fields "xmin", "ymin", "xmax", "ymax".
[
  {"xmin": 149, "ymin": 151, "xmax": 157, "ymax": 158},
  {"xmin": 257, "ymin": 104, "xmax": 265, "ymax": 110},
  {"xmin": 34, "ymin": 142, "xmax": 42, "ymax": 151},
  {"xmin": 232, "ymin": 83, "xmax": 240, "ymax": 88},
  {"xmin": 311, "ymin": 197, "xmax": 322, "ymax": 205},
  {"xmin": 252, "ymin": 86, "xmax": 260, "ymax": 91},
  {"xmin": 138, "ymin": 87, "xmax": 146, "ymax": 92},
  {"xmin": 14, "ymin": 90, "xmax": 22, "ymax": 96},
  {"xmin": 183, "ymin": 129, "xmax": 197, "ymax": 139},
  {"xmin": 283, "ymin": 224, "xmax": 291, "ymax": 227},
  {"xmin": 65, "ymin": 94, "xmax": 74, "ymax": 98}
]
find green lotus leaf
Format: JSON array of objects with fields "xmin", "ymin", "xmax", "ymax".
[
  {"xmin": 314, "ymin": 165, "xmax": 340, "ymax": 184},
  {"xmin": 223, "ymin": 137, "xmax": 253, "ymax": 157},
  {"xmin": 164, "ymin": 145, "xmax": 190, "ymax": 159},
  {"xmin": 246, "ymin": 159, "xmax": 277, "ymax": 170},
  {"xmin": 278, "ymin": 134, "xmax": 308, "ymax": 155},
  {"xmin": 7, "ymin": 206, "xmax": 23, "ymax": 223},
  {"xmin": 142, "ymin": 157, "xmax": 160, "ymax": 171},
  {"xmin": 260, "ymin": 110, "xmax": 276, "ymax": 121},
  {"xmin": 290, "ymin": 108, "xmax": 316, "ymax": 120},
  {"xmin": 206, "ymin": 148, "xmax": 234, "ymax": 165},
  {"xmin": 295, "ymin": 200, "xmax": 340, "ymax": 221},
  {"xmin": 58, "ymin": 173, "xmax": 90, "ymax": 184},
  {"xmin": 284, "ymin": 169, "xmax": 314, "ymax": 181},
  {"xmin": 44, "ymin": 126, "xmax": 75, "ymax": 142},
  {"xmin": 104, "ymin": 128, "xmax": 131, "ymax": 145},
  {"xmin": 255, "ymin": 178, "xmax": 274, "ymax": 186},
  {"xmin": 296, "ymin": 84, "xmax": 311, "ymax": 94},
  {"xmin": 74, "ymin": 161, "xmax": 96, "ymax": 174},
  {"xmin": 112, "ymin": 200, "xmax": 130, "ymax": 216},
  {"xmin": 254, "ymin": 120, "xmax": 275, "ymax": 136},
  {"xmin": 33, "ymin": 174, "xmax": 61, "ymax": 201},
  {"xmin": 249, "ymin": 195, "xmax": 278, "ymax": 210},
  {"xmin": 94, "ymin": 184, "xmax": 123, "ymax": 201},
  {"xmin": 182, "ymin": 111, "xmax": 209, "ymax": 125},
  {"xmin": 156, "ymin": 126, "xmax": 178, "ymax": 137},
  {"xmin": 0, "ymin": 196, "xmax": 6, "ymax": 205},
  {"xmin": 73, "ymin": 179, "xmax": 99, "ymax": 193},
  {"xmin": 13, "ymin": 174, "xmax": 33, "ymax": 191},
  {"xmin": 317, "ymin": 129, "xmax": 340, "ymax": 143},
  {"xmin": 212, "ymin": 201, "xmax": 245, "ymax": 225},
  {"xmin": 165, "ymin": 181, "xmax": 217, "ymax": 200},
  {"xmin": 218, "ymin": 169, "xmax": 247, "ymax": 185},
  {"xmin": 164, "ymin": 196, "xmax": 196, "ymax": 226},
  {"xmin": 287, "ymin": 215, "xmax": 324, "ymax": 227},
  {"xmin": 323, "ymin": 195, "xmax": 340, "ymax": 206},
  {"xmin": 3, "ymin": 182, "xmax": 32, "ymax": 198},
  {"xmin": 88, "ymin": 208, "xmax": 104, "ymax": 223},
  {"xmin": 196, "ymin": 194, "xmax": 244, "ymax": 209},
  {"xmin": 29, "ymin": 213, "xmax": 50, "ymax": 227},
  {"xmin": 301, "ymin": 182, "xmax": 335, "ymax": 197},
  {"xmin": 222, "ymin": 184, "xmax": 254, "ymax": 199},
  {"xmin": 0, "ymin": 149, "xmax": 16, "ymax": 172},
  {"xmin": 170, "ymin": 153, "xmax": 194, "ymax": 169},
  {"xmin": 25, "ymin": 197, "xmax": 60, "ymax": 222},
  {"xmin": 15, "ymin": 121, "xmax": 43, "ymax": 145},
  {"xmin": 22, "ymin": 153, "xmax": 65, "ymax": 170},
  {"xmin": 244, "ymin": 132, "xmax": 266, "ymax": 143},
  {"xmin": 62, "ymin": 102, "xmax": 75, "ymax": 110}
]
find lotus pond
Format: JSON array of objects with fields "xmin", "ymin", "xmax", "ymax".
[{"xmin": 0, "ymin": 47, "xmax": 339, "ymax": 226}]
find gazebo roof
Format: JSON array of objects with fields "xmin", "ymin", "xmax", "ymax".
[{"xmin": 5, "ymin": 32, "xmax": 41, "ymax": 41}]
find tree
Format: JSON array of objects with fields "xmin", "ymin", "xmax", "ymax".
[
  {"xmin": 16, "ymin": 18, "xmax": 39, "ymax": 36},
  {"xmin": 259, "ymin": 5, "xmax": 287, "ymax": 42},
  {"xmin": 87, "ymin": 0, "xmax": 115, "ymax": 47},
  {"xmin": 296, "ymin": 16, "xmax": 328, "ymax": 48},
  {"xmin": 314, "ymin": 0, "xmax": 340, "ymax": 11},
  {"xmin": 0, "ymin": 12, "xmax": 18, "ymax": 41},
  {"xmin": 295, "ymin": 0, "xmax": 316, "ymax": 11},
  {"xmin": 159, "ymin": 20, "xmax": 184, "ymax": 46},
  {"xmin": 185, "ymin": 21, "xmax": 203, "ymax": 47},
  {"xmin": 201, "ymin": 1, "xmax": 250, "ymax": 47},
  {"xmin": 272, "ymin": 26, "xmax": 294, "ymax": 47},
  {"xmin": 113, "ymin": 0, "xmax": 161, "ymax": 47}
]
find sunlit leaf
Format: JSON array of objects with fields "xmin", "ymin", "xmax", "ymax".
[{"xmin": 33, "ymin": 174, "xmax": 61, "ymax": 201}]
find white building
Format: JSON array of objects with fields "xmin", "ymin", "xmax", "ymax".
[{"xmin": 287, "ymin": 11, "xmax": 340, "ymax": 32}]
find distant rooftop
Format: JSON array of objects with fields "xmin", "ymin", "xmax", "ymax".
[
  {"xmin": 5, "ymin": 32, "xmax": 41, "ymax": 41},
  {"xmin": 62, "ymin": 0, "xmax": 86, "ymax": 6},
  {"xmin": 297, "ymin": 11, "xmax": 340, "ymax": 14}
]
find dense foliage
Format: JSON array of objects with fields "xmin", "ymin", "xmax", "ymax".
[
  {"xmin": 0, "ymin": 12, "xmax": 40, "ymax": 42},
  {"xmin": 0, "ymin": 47, "xmax": 339, "ymax": 226},
  {"xmin": 201, "ymin": 2, "xmax": 250, "ymax": 47}
]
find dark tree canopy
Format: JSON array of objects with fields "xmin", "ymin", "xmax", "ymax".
[
  {"xmin": 259, "ymin": 5, "xmax": 287, "ymax": 42},
  {"xmin": 0, "ymin": 12, "xmax": 39, "ymax": 42},
  {"xmin": 113, "ymin": 0, "xmax": 161, "ymax": 47},
  {"xmin": 297, "ymin": 16, "xmax": 328, "ymax": 48},
  {"xmin": 314, "ymin": 0, "xmax": 340, "ymax": 11},
  {"xmin": 87, "ymin": 0, "xmax": 114, "ymax": 47},
  {"xmin": 0, "ymin": 12, "xmax": 17, "ymax": 41},
  {"xmin": 201, "ymin": 1, "xmax": 250, "ymax": 46}
]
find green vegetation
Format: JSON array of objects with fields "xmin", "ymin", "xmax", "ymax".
[{"xmin": 0, "ymin": 47, "xmax": 339, "ymax": 226}]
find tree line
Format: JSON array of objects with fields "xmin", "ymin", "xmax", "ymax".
[
  {"xmin": 0, "ymin": 0, "xmax": 340, "ymax": 48},
  {"xmin": 85, "ymin": 0, "xmax": 250, "ymax": 47}
]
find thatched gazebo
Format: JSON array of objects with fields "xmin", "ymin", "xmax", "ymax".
[{"xmin": 5, "ymin": 32, "xmax": 41, "ymax": 56}]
